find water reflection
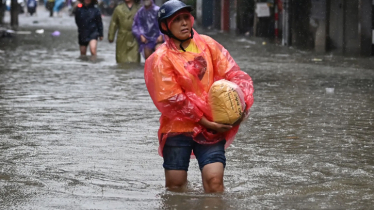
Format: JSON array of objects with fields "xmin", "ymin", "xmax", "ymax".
[
  {"xmin": 159, "ymin": 192, "xmax": 227, "ymax": 210},
  {"xmin": 78, "ymin": 55, "xmax": 98, "ymax": 63}
]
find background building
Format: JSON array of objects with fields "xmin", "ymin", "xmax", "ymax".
[{"xmin": 194, "ymin": 0, "xmax": 374, "ymax": 56}]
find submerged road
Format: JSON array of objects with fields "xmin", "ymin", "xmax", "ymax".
[{"xmin": 1, "ymin": 9, "xmax": 374, "ymax": 210}]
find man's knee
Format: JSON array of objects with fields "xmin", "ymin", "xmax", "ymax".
[
  {"xmin": 166, "ymin": 179, "xmax": 186, "ymax": 188},
  {"xmin": 165, "ymin": 170, "xmax": 187, "ymax": 190},
  {"xmin": 90, "ymin": 47, "xmax": 97, "ymax": 55},
  {"xmin": 205, "ymin": 176, "xmax": 224, "ymax": 193},
  {"xmin": 165, "ymin": 178, "xmax": 187, "ymax": 191},
  {"xmin": 165, "ymin": 176, "xmax": 187, "ymax": 188}
]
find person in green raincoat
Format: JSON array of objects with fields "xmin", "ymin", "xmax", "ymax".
[{"xmin": 108, "ymin": 0, "xmax": 141, "ymax": 63}]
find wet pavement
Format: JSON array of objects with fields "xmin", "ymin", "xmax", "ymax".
[{"xmin": 1, "ymin": 9, "xmax": 374, "ymax": 210}]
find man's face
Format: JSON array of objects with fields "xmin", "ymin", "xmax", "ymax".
[{"xmin": 168, "ymin": 11, "xmax": 192, "ymax": 40}]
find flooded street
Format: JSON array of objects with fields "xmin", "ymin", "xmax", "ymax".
[{"xmin": 1, "ymin": 11, "xmax": 374, "ymax": 210}]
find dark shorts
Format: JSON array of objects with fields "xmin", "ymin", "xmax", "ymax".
[
  {"xmin": 78, "ymin": 33, "xmax": 99, "ymax": 47},
  {"xmin": 78, "ymin": 38, "xmax": 97, "ymax": 47},
  {"xmin": 162, "ymin": 134, "xmax": 226, "ymax": 171},
  {"xmin": 27, "ymin": 7, "xmax": 36, "ymax": 15}
]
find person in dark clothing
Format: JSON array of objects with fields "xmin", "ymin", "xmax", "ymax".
[
  {"xmin": 27, "ymin": 0, "xmax": 37, "ymax": 16},
  {"xmin": 75, "ymin": 0, "xmax": 103, "ymax": 56},
  {"xmin": 46, "ymin": 0, "xmax": 55, "ymax": 17},
  {"xmin": 0, "ymin": 0, "xmax": 5, "ymax": 24}
]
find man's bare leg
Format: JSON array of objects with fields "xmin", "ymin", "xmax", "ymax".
[
  {"xmin": 80, "ymin": 46, "xmax": 87, "ymax": 55},
  {"xmin": 201, "ymin": 162, "xmax": 224, "ymax": 193},
  {"xmin": 89, "ymin": 40, "xmax": 98, "ymax": 56},
  {"xmin": 165, "ymin": 170, "xmax": 188, "ymax": 192},
  {"xmin": 144, "ymin": 47, "xmax": 153, "ymax": 60}
]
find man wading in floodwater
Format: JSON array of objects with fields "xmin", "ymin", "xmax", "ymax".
[{"xmin": 144, "ymin": 1, "xmax": 254, "ymax": 193}]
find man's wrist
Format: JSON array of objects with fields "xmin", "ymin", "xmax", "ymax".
[{"xmin": 200, "ymin": 118, "xmax": 216, "ymax": 130}]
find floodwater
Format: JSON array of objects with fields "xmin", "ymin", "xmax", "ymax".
[{"xmin": 1, "ymin": 11, "xmax": 374, "ymax": 210}]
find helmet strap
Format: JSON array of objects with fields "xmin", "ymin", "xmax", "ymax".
[{"xmin": 165, "ymin": 20, "xmax": 194, "ymax": 52}]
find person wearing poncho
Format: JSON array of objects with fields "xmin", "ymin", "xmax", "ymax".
[
  {"xmin": 53, "ymin": 0, "xmax": 65, "ymax": 16},
  {"xmin": 132, "ymin": 0, "xmax": 163, "ymax": 59},
  {"xmin": 108, "ymin": 0, "xmax": 141, "ymax": 63},
  {"xmin": 144, "ymin": 1, "xmax": 254, "ymax": 193}
]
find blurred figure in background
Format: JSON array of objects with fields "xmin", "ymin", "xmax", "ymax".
[
  {"xmin": 132, "ymin": 0, "xmax": 163, "ymax": 59},
  {"xmin": 75, "ymin": 0, "xmax": 103, "ymax": 56},
  {"xmin": 98, "ymin": 0, "xmax": 115, "ymax": 16},
  {"xmin": 108, "ymin": 0, "xmax": 141, "ymax": 63},
  {"xmin": 26, "ymin": 0, "xmax": 37, "ymax": 16},
  {"xmin": 66, "ymin": 0, "xmax": 74, "ymax": 14},
  {"xmin": 0, "ymin": 0, "xmax": 5, "ymax": 24},
  {"xmin": 68, "ymin": 0, "xmax": 79, "ymax": 16},
  {"xmin": 53, "ymin": 0, "xmax": 64, "ymax": 16},
  {"xmin": 46, "ymin": 0, "xmax": 55, "ymax": 17}
]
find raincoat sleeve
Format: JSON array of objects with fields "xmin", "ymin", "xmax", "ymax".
[
  {"xmin": 95, "ymin": 8, "xmax": 103, "ymax": 37},
  {"xmin": 144, "ymin": 53, "xmax": 204, "ymax": 122},
  {"xmin": 132, "ymin": 10, "xmax": 142, "ymax": 44},
  {"xmin": 202, "ymin": 35, "xmax": 254, "ymax": 114},
  {"xmin": 108, "ymin": 7, "xmax": 119, "ymax": 41}
]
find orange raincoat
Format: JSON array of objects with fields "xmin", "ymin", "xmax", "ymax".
[{"xmin": 144, "ymin": 29, "xmax": 254, "ymax": 156}]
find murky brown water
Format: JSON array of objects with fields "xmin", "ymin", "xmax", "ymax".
[{"xmin": 1, "ymin": 12, "xmax": 374, "ymax": 210}]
